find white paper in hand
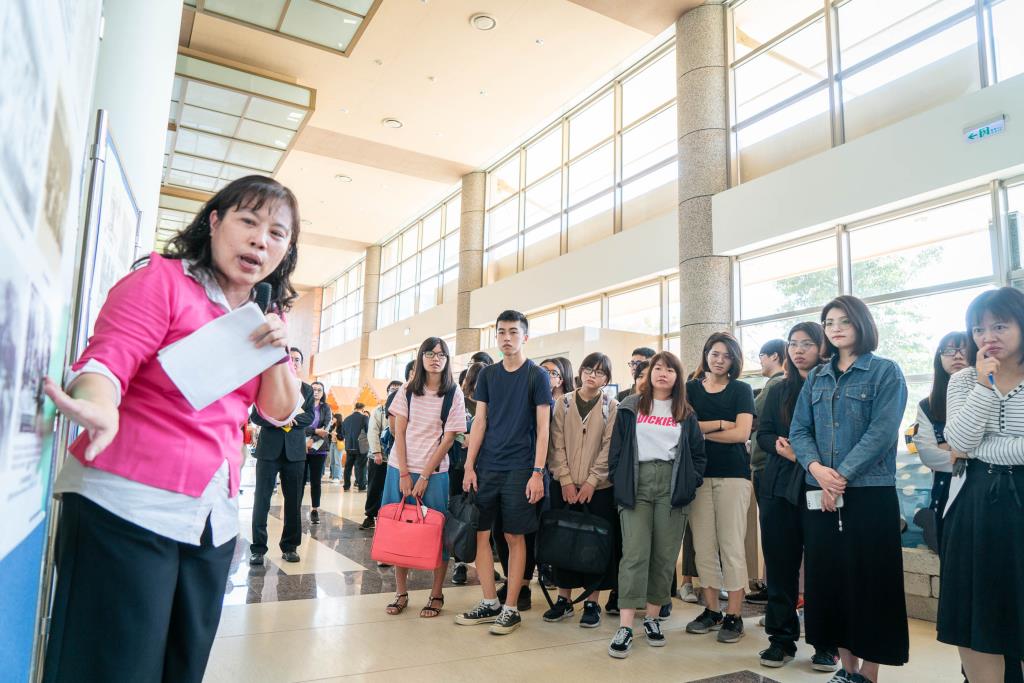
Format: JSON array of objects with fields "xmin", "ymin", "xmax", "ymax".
[{"xmin": 158, "ymin": 302, "xmax": 287, "ymax": 411}]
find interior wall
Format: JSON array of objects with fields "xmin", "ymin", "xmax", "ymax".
[
  {"xmin": 90, "ymin": 0, "xmax": 181, "ymax": 252},
  {"xmin": 714, "ymin": 73, "xmax": 1024, "ymax": 254},
  {"xmin": 288, "ymin": 290, "xmax": 320, "ymax": 376}
]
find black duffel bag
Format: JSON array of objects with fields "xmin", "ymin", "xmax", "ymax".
[
  {"xmin": 444, "ymin": 490, "xmax": 478, "ymax": 562},
  {"xmin": 535, "ymin": 506, "xmax": 612, "ymax": 607}
]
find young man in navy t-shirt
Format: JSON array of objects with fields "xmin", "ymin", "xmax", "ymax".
[{"xmin": 455, "ymin": 310, "xmax": 552, "ymax": 635}]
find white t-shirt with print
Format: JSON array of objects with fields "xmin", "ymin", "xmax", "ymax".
[{"xmin": 636, "ymin": 398, "xmax": 680, "ymax": 462}]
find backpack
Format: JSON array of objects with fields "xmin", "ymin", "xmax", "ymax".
[
  {"xmin": 448, "ymin": 414, "xmax": 473, "ymax": 469},
  {"xmin": 400, "ymin": 385, "xmax": 459, "ymax": 465},
  {"xmin": 379, "ymin": 394, "xmax": 398, "ymax": 456},
  {"xmin": 560, "ymin": 391, "xmax": 610, "ymax": 423}
]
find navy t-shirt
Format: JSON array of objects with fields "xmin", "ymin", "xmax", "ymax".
[{"xmin": 474, "ymin": 359, "xmax": 553, "ymax": 471}]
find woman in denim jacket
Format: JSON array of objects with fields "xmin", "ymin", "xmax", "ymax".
[{"xmin": 789, "ymin": 295, "xmax": 909, "ymax": 683}]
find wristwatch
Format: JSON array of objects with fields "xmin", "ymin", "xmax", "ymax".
[{"xmin": 532, "ymin": 467, "xmax": 544, "ymax": 475}]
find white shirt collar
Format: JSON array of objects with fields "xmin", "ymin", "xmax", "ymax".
[{"xmin": 181, "ymin": 259, "xmax": 234, "ymax": 312}]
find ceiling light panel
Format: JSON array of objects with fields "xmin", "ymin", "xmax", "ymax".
[
  {"xmin": 191, "ymin": 0, "xmax": 380, "ymax": 57},
  {"xmin": 162, "ymin": 49, "xmax": 315, "ymax": 193}
]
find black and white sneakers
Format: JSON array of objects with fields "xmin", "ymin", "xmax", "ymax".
[
  {"xmin": 608, "ymin": 626, "xmax": 634, "ymax": 658},
  {"xmin": 642, "ymin": 616, "xmax": 667, "ymax": 646},
  {"xmin": 489, "ymin": 607, "xmax": 522, "ymax": 635},
  {"xmin": 454, "ymin": 601, "xmax": 502, "ymax": 626}
]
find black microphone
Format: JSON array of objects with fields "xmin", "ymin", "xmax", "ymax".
[{"xmin": 254, "ymin": 282, "xmax": 273, "ymax": 313}]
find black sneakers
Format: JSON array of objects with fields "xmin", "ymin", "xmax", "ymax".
[
  {"xmin": 643, "ymin": 616, "xmax": 666, "ymax": 646},
  {"xmin": 248, "ymin": 552, "xmax": 264, "ymax": 566},
  {"xmin": 608, "ymin": 626, "xmax": 634, "ymax": 659},
  {"xmin": 542, "ymin": 596, "xmax": 574, "ymax": 623},
  {"xmin": 745, "ymin": 588, "xmax": 769, "ymax": 604},
  {"xmin": 451, "ymin": 562, "xmax": 468, "ymax": 585},
  {"xmin": 604, "ymin": 590, "xmax": 620, "ymax": 615},
  {"xmin": 489, "ymin": 607, "xmax": 522, "ymax": 635},
  {"xmin": 811, "ymin": 649, "xmax": 841, "ymax": 672},
  {"xmin": 310, "ymin": 509, "xmax": 320, "ymax": 524},
  {"xmin": 579, "ymin": 601, "xmax": 601, "ymax": 628},
  {"xmin": 685, "ymin": 608, "xmax": 724, "ymax": 634},
  {"xmin": 496, "ymin": 583, "xmax": 532, "ymax": 611},
  {"xmin": 658, "ymin": 602, "xmax": 672, "ymax": 620},
  {"xmin": 759, "ymin": 643, "xmax": 795, "ymax": 667},
  {"xmin": 358, "ymin": 516, "xmax": 374, "ymax": 530},
  {"xmin": 717, "ymin": 614, "xmax": 744, "ymax": 643},
  {"xmin": 455, "ymin": 601, "xmax": 502, "ymax": 626}
]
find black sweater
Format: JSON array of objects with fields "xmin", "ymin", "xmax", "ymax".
[{"xmin": 755, "ymin": 381, "xmax": 805, "ymax": 506}]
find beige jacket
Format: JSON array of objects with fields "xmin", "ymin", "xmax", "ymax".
[{"xmin": 547, "ymin": 389, "xmax": 618, "ymax": 489}]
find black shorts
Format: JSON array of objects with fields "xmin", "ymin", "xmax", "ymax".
[{"xmin": 476, "ymin": 468, "xmax": 538, "ymax": 535}]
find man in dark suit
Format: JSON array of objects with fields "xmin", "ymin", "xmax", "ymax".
[
  {"xmin": 341, "ymin": 402, "xmax": 370, "ymax": 491},
  {"xmin": 249, "ymin": 347, "xmax": 315, "ymax": 565}
]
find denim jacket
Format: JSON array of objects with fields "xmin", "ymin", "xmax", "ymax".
[{"xmin": 789, "ymin": 353, "xmax": 908, "ymax": 488}]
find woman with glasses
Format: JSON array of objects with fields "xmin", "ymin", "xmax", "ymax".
[
  {"xmin": 755, "ymin": 323, "xmax": 840, "ymax": 672},
  {"xmin": 790, "ymin": 295, "xmax": 909, "ymax": 683},
  {"xmin": 684, "ymin": 332, "xmax": 756, "ymax": 645},
  {"xmin": 911, "ymin": 332, "xmax": 969, "ymax": 549},
  {"xmin": 382, "ymin": 337, "xmax": 467, "ymax": 618},
  {"xmin": 305, "ymin": 381, "xmax": 334, "ymax": 524},
  {"xmin": 543, "ymin": 352, "xmax": 620, "ymax": 628},
  {"xmin": 542, "ymin": 357, "xmax": 575, "ymax": 403},
  {"xmin": 939, "ymin": 287, "xmax": 1024, "ymax": 683}
]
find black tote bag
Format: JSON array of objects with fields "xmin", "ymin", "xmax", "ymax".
[
  {"xmin": 444, "ymin": 490, "xmax": 478, "ymax": 562},
  {"xmin": 535, "ymin": 506, "xmax": 613, "ymax": 607}
]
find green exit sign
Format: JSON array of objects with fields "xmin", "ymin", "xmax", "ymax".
[{"xmin": 964, "ymin": 115, "xmax": 1006, "ymax": 143}]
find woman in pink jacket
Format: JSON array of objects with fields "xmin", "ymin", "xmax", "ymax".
[{"xmin": 42, "ymin": 175, "xmax": 303, "ymax": 683}]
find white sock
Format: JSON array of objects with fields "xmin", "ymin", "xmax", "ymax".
[
  {"xmin": 482, "ymin": 597, "xmax": 499, "ymax": 608},
  {"xmin": 502, "ymin": 604, "xmax": 519, "ymax": 614}
]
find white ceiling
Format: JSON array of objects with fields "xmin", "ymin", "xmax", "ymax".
[{"xmin": 183, "ymin": 0, "xmax": 700, "ymax": 287}]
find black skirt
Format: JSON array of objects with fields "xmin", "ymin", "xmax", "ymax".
[
  {"xmin": 802, "ymin": 486, "xmax": 909, "ymax": 665},
  {"xmin": 547, "ymin": 484, "xmax": 620, "ymax": 591},
  {"xmin": 938, "ymin": 460, "xmax": 1024, "ymax": 659}
]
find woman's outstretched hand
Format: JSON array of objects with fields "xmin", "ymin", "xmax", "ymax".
[{"xmin": 44, "ymin": 377, "xmax": 119, "ymax": 461}]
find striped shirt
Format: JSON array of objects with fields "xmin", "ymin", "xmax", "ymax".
[
  {"xmin": 945, "ymin": 367, "xmax": 1024, "ymax": 466},
  {"xmin": 387, "ymin": 383, "xmax": 467, "ymax": 474}
]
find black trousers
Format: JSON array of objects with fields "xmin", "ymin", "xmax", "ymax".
[
  {"xmin": 251, "ymin": 455, "xmax": 305, "ymax": 554},
  {"xmin": 44, "ymin": 494, "xmax": 234, "ymax": 683},
  {"xmin": 364, "ymin": 458, "xmax": 387, "ymax": 518},
  {"xmin": 306, "ymin": 452, "xmax": 327, "ymax": 507},
  {"xmin": 344, "ymin": 449, "xmax": 367, "ymax": 490},
  {"xmin": 760, "ymin": 493, "xmax": 803, "ymax": 652}
]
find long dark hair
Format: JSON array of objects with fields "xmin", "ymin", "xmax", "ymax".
[
  {"xmin": 929, "ymin": 331, "xmax": 968, "ymax": 422},
  {"xmin": 638, "ymin": 351, "xmax": 693, "ymax": 422},
  {"xmin": 164, "ymin": 175, "xmax": 301, "ymax": 310},
  {"xmin": 311, "ymin": 381, "xmax": 327, "ymax": 404},
  {"xmin": 408, "ymin": 337, "xmax": 455, "ymax": 397},
  {"xmin": 541, "ymin": 357, "xmax": 575, "ymax": 394},
  {"xmin": 462, "ymin": 361, "xmax": 486, "ymax": 398},
  {"xmin": 691, "ymin": 331, "xmax": 744, "ymax": 380},
  {"xmin": 778, "ymin": 322, "xmax": 825, "ymax": 428}
]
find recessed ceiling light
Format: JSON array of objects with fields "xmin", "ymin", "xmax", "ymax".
[
  {"xmin": 535, "ymin": 38, "xmax": 544, "ymax": 45},
  {"xmin": 374, "ymin": 58, "xmax": 383, "ymax": 66},
  {"xmin": 433, "ymin": 131, "xmax": 443, "ymax": 137},
  {"xmin": 470, "ymin": 13, "xmax": 497, "ymax": 31},
  {"xmin": 381, "ymin": 118, "xmax": 403, "ymax": 128},
  {"xmin": 340, "ymin": 107, "xmax": 349, "ymax": 114},
  {"xmin": 427, "ymin": 75, "xmax": 436, "ymax": 82},
  {"xmin": 478, "ymin": 89, "xmax": 487, "ymax": 96},
  {"xmin": 335, "ymin": 174, "xmax": 353, "ymax": 182}
]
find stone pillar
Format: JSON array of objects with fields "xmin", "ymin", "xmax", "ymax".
[
  {"xmin": 358, "ymin": 245, "xmax": 382, "ymax": 384},
  {"xmin": 456, "ymin": 172, "xmax": 485, "ymax": 355},
  {"xmin": 676, "ymin": 1, "xmax": 731, "ymax": 372}
]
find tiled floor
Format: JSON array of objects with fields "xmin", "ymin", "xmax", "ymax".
[{"xmin": 205, "ymin": 464, "xmax": 963, "ymax": 682}]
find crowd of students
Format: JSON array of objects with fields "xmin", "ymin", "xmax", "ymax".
[{"xmin": 336, "ymin": 288, "xmax": 1024, "ymax": 683}]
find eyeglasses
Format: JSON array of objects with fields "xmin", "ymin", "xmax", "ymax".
[
  {"xmin": 787, "ymin": 341, "xmax": 818, "ymax": 350},
  {"xmin": 423, "ymin": 351, "xmax": 448, "ymax": 360},
  {"xmin": 581, "ymin": 368, "xmax": 607, "ymax": 379},
  {"xmin": 939, "ymin": 347, "xmax": 967, "ymax": 358},
  {"xmin": 546, "ymin": 370, "xmax": 561, "ymax": 378},
  {"xmin": 627, "ymin": 360, "xmax": 644, "ymax": 369}
]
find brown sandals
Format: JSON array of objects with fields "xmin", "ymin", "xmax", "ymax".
[
  {"xmin": 419, "ymin": 594, "xmax": 444, "ymax": 618},
  {"xmin": 385, "ymin": 592, "xmax": 408, "ymax": 615}
]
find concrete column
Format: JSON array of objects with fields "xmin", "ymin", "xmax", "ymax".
[
  {"xmin": 91, "ymin": 0, "xmax": 181, "ymax": 251},
  {"xmin": 676, "ymin": 0, "xmax": 731, "ymax": 372},
  {"xmin": 358, "ymin": 245, "xmax": 382, "ymax": 384},
  {"xmin": 456, "ymin": 172, "xmax": 485, "ymax": 355}
]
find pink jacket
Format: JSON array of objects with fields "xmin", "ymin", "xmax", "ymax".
[{"xmin": 69, "ymin": 253, "xmax": 273, "ymax": 497}]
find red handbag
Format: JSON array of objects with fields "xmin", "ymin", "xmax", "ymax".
[{"xmin": 370, "ymin": 497, "xmax": 444, "ymax": 570}]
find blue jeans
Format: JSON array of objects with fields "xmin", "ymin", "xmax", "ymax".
[{"xmin": 328, "ymin": 443, "xmax": 342, "ymax": 480}]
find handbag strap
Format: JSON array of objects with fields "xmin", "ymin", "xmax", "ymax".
[
  {"xmin": 395, "ymin": 496, "xmax": 427, "ymax": 522},
  {"xmin": 537, "ymin": 570, "xmax": 605, "ymax": 609}
]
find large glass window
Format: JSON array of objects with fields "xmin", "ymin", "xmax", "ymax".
[
  {"xmin": 849, "ymin": 195, "xmax": 993, "ymax": 297},
  {"xmin": 738, "ymin": 237, "xmax": 839, "ymax": 321},
  {"xmin": 377, "ymin": 192, "xmax": 461, "ymax": 327},
  {"xmin": 622, "ymin": 51, "xmax": 675, "ymax": 125},
  {"xmin": 608, "ymin": 284, "xmax": 662, "ymax": 335},
  {"xmin": 728, "ymin": 0, "xmax": 1016, "ymax": 183},
  {"xmin": 319, "ymin": 259, "xmax": 364, "ymax": 352}
]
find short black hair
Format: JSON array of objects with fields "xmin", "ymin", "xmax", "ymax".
[
  {"xmin": 288, "ymin": 347, "xmax": 304, "ymax": 361},
  {"xmin": 496, "ymin": 309, "xmax": 529, "ymax": 335},
  {"xmin": 354, "ymin": 402, "xmax": 365, "ymax": 410},
  {"xmin": 820, "ymin": 295, "xmax": 878, "ymax": 357},
  {"xmin": 404, "ymin": 360, "xmax": 415, "ymax": 381},
  {"xmin": 759, "ymin": 339, "xmax": 787, "ymax": 363},
  {"xmin": 631, "ymin": 347, "xmax": 655, "ymax": 359},
  {"xmin": 965, "ymin": 287, "xmax": 1024, "ymax": 365},
  {"xmin": 387, "ymin": 380, "xmax": 402, "ymax": 393},
  {"xmin": 580, "ymin": 352, "xmax": 612, "ymax": 384},
  {"xmin": 470, "ymin": 351, "xmax": 494, "ymax": 365}
]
